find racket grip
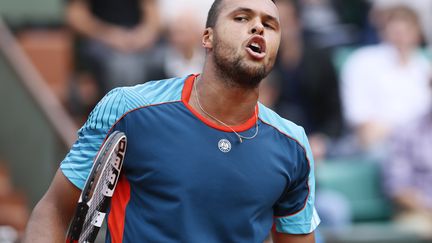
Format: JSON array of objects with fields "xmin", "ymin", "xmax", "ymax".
[
  {"xmin": 66, "ymin": 202, "xmax": 89, "ymax": 243},
  {"xmin": 65, "ymin": 237, "xmax": 78, "ymax": 243}
]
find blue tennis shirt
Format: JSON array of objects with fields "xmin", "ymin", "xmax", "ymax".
[{"xmin": 61, "ymin": 74, "xmax": 320, "ymax": 243}]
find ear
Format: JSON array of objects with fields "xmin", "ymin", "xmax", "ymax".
[{"xmin": 202, "ymin": 28, "xmax": 214, "ymax": 50}]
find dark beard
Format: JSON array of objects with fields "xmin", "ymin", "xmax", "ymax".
[{"xmin": 212, "ymin": 35, "xmax": 268, "ymax": 89}]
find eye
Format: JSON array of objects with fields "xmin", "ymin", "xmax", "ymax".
[
  {"xmin": 234, "ymin": 16, "xmax": 249, "ymax": 22},
  {"xmin": 263, "ymin": 22, "xmax": 275, "ymax": 30}
]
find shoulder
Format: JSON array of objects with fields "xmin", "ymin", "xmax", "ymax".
[
  {"xmin": 345, "ymin": 44, "xmax": 389, "ymax": 66},
  {"xmin": 258, "ymin": 103, "xmax": 309, "ymax": 149},
  {"xmin": 83, "ymin": 76, "xmax": 188, "ymax": 130},
  {"xmin": 413, "ymin": 49, "xmax": 432, "ymax": 69},
  {"xmin": 351, "ymin": 44, "xmax": 386, "ymax": 58},
  {"xmin": 121, "ymin": 76, "xmax": 187, "ymax": 108},
  {"xmin": 263, "ymin": 103, "xmax": 321, "ymax": 234},
  {"xmin": 341, "ymin": 44, "xmax": 388, "ymax": 78}
]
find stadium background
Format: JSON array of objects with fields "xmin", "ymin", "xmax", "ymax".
[{"xmin": 1, "ymin": 0, "xmax": 432, "ymax": 242}]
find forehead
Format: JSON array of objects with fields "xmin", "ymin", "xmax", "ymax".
[{"xmin": 219, "ymin": 0, "xmax": 279, "ymax": 20}]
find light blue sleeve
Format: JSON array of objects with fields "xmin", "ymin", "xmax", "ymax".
[
  {"xmin": 60, "ymin": 88, "xmax": 129, "ymax": 190},
  {"xmin": 274, "ymin": 127, "xmax": 321, "ymax": 234}
]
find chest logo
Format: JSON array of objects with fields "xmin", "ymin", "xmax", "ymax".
[{"xmin": 218, "ymin": 139, "xmax": 231, "ymax": 153}]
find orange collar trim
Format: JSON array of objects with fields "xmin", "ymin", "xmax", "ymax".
[{"xmin": 181, "ymin": 74, "xmax": 259, "ymax": 133}]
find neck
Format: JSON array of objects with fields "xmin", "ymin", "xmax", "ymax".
[
  {"xmin": 189, "ymin": 61, "xmax": 259, "ymax": 126},
  {"xmin": 396, "ymin": 46, "xmax": 413, "ymax": 65},
  {"xmin": 180, "ymin": 45, "xmax": 195, "ymax": 60}
]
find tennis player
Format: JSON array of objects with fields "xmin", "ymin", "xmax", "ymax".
[{"xmin": 24, "ymin": 0, "xmax": 320, "ymax": 242}]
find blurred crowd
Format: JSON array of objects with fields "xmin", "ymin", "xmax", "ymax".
[
  {"xmin": 0, "ymin": 162, "xmax": 28, "ymax": 242},
  {"xmin": 2, "ymin": 0, "xmax": 432, "ymax": 242}
]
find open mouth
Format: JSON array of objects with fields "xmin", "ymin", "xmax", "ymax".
[
  {"xmin": 248, "ymin": 43, "xmax": 263, "ymax": 54},
  {"xmin": 246, "ymin": 36, "xmax": 266, "ymax": 59}
]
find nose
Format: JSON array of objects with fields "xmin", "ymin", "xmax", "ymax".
[{"xmin": 250, "ymin": 21, "xmax": 264, "ymax": 36}]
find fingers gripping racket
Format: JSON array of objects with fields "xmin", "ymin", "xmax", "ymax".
[{"xmin": 66, "ymin": 131, "xmax": 127, "ymax": 243}]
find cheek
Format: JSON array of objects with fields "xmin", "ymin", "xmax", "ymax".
[
  {"xmin": 406, "ymin": 30, "xmax": 421, "ymax": 44},
  {"xmin": 267, "ymin": 35, "xmax": 281, "ymax": 56},
  {"xmin": 215, "ymin": 32, "xmax": 237, "ymax": 52},
  {"xmin": 219, "ymin": 25, "xmax": 243, "ymax": 41}
]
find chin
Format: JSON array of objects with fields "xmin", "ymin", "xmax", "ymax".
[
  {"xmin": 234, "ymin": 62, "xmax": 269, "ymax": 88},
  {"xmin": 212, "ymin": 44, "xmax": 271, "ymax": 88}
]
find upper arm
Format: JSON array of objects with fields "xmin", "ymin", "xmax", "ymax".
[
  {"xmin": 66, "ymin": 0, "xmax": 90, "ymax": 22},
  {"xmin": 39, "ymin": 169, "xmax": 82, "ymax": 223},
  {"xmin": 273, "ymin": 128, "xmax": 320, "ymax": 234},
  {"xmin": 22, "ymin": 169, "xmax": 81, "ymax": 243},
  {"xmin": 140, "ymin": 0, "xmax": 160, "ymax": 27},
  {"xmin": 61, "ymin": 88, "xmax": 128, "ymax": 190},
  {"xmin": 24, "ymin": 89, "xmax": 130, "ymax": 242},
  {"xmin": 272, "ymin": 231, "xmax": 315, "ymax": 243},
  {"xmin": 140, "ymin": 0, "xmax": 157, "ymax": 12}
]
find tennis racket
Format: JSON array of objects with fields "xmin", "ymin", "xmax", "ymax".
[{"xmin": 66, "ymin": 131, "xmax": 127, "ymax": 243}]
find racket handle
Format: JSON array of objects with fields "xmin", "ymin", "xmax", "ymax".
[
  {"xmin": 65, "ymin": 238, "xmax": 78, "ymax": 243},
  {"xmin": 66, "ymin": 202, "xmax": 89, "ymax": 242}
]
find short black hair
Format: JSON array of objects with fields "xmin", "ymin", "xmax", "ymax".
[{"xmin": 205, "ymin": 0, "xmax": 276, "ymax": 28}]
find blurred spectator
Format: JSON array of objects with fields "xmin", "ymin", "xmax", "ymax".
[
  {"xmin": 341, "ymin": 5, "xmax": 431, "ymax": 153},
  {"xmin": 148, "ymin": 9, "xmax": 206, "ymax": 80},
  {"xmin": 297, "ymin": 0, "xmax": 367, "ymax": 48},
  {"xmin": 330, "ymin": 0, "xmax": 375, "ymax": 45},
  {"xmin": 0, "ymin": 161, "xmax": 29, "ymax": 242},
  {"xmin": 371, "ymin": 0, "xmax": 432, "ymax": 46},
  {"xmin": 258, "ymin": 76, "xmax": 280, "ymax": 109},
  {"xmin": 383, "ymin": 80, "xmax": 432, "ymax": 237},
  {"xmin": 157, "ymin": 0, "xmax": 213, "ymax": 31},
  {"xmin": 67, "ymin": 72, "xmax": 101, "ymax": 125},
  {"xmin": 65, "ymin": 0, "xmax": 161, "ymax": 96},
  {"xmin": 315, "ymin": 187, "xmax": 352, "ymax": 233},
  {"xmin": 162, "ymin": 11, "xmax": 204, "ymax": 78},
  {"xmin": 271, "ymin": 2, "xmax": 351, "ymax": 235},
  {"xmin": 272, "ymin": 0, "xmax": 344, "ymax": 160},
  {"xmin": 145, "ymin": 1, "xmax": 214, "ymax": 80}
]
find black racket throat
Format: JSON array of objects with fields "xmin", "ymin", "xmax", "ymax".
[{"xmin": 66, "ymin": 131, "xmax": 127, "ymax": 243}]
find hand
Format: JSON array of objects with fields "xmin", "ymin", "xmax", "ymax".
[
  {"xmin": 99, "ymin": 28, "xmax": 132, "ymax": 53},
  {"xmin": 357, "ymin": 122, "xmax": 390, "ymax": 149},
  {"xmin": 308, "ymin": 133, "xmax": 328, "ymax": 162},
  {"xmin": 123, "ymin": 27, "xmax": 158, "ymax": 51},
  {"xmin": 99, "ymin": 27, "xmax": 158, "ymax": 53}
]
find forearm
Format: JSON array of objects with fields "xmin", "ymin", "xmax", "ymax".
[
  {"xmin": 393, "ymin": 190, "xmax": 428, "ymax": 212},
  {"xmin": 66, "ymin": 0, "xmax": 118, "ymax": 40},
  {"xmin": 272, "ymin": 231, "xmax": 315, "ymax": 243},
  {"xmin": 23, "ymin": 170, "xmax": 81, "ymax": 243},
  {"xmin": 23, "ymin": 198, "xmax": 70, "ymax": 243},
  {"xmin": 134, "ymin": 0, "xmax": 160, "ymax": 37}
]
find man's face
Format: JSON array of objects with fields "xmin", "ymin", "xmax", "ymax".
[
  {"xmin": 206, "ymin": 0, "xmax": 281, "ymax": 88},
  {"xmin": 383, "ymin": 19, "xmax": 422, "ymax": 51}
]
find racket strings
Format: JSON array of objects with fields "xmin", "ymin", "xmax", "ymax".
[
  {"xmin": 68, "ymin": 132, "xmax": 126, "ymax": 243},
  {"xmin": 79, "ymin": 155, "xmax": 115, "ymax": 241}
]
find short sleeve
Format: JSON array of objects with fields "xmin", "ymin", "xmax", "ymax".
[
  {"xmin": 60, "ymin": 88, "xmax": 129, "ymax": 190},
  {"xmin": 273, "ymin": 128, "xmax": 320, "ymax": 234}
]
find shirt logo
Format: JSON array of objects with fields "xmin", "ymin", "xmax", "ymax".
[{"xmin": 218, "ymin": 139, "xmax": 231, "ymax": 153}]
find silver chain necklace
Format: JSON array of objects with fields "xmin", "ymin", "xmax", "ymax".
[{"xmin": 193, "ymin": 77, "xmax": 259, "ymax": 143}]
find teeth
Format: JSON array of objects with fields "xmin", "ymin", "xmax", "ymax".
[
  {"xmin": 249, "ymin": 42, "xmax": 262, "ymax": 53},
  {"xmin": 251, "ymin": 43, "xmax": 260, "ymax": 49}
]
